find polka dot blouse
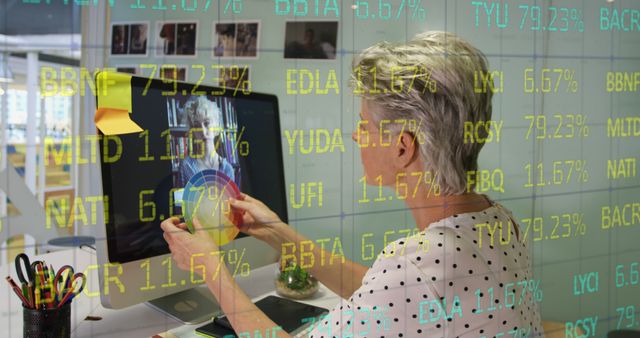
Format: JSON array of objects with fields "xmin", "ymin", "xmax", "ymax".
[{"xmin": 306, "ymin": 198, "xmax": 542, "ymax": 338}]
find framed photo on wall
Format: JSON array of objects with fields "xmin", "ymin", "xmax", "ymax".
[
  {"xmin": 212, "ymin": 21, "xmax": 260, "ymax": 59},
  {"xmin": 284, "ymin": 21, "xmax": 338, "ymax": 60},
  {"xmin": 110, "ymin": 22, "xmax": 149, "ymax": 57},
  {"xmin": 155, "ymin": 21, "xmax": 198, "ymax": 57}
]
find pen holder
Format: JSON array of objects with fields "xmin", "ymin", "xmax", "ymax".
[{"xmin": 23, "ymin": 302, "xmax": 71, "ymax": 338}]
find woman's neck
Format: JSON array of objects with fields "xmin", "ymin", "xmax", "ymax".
[
  {"xmin": 201, "ymin": 141, "xmax": 220, "ymax": 167},
  {"xmin": 405, "ymin": 186, "xmax": 492, "ymax": 232}
]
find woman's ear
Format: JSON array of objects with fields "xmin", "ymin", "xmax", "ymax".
[{"xmin": 394, "ymin": 132, "xmax": 419, "ymax": 169}]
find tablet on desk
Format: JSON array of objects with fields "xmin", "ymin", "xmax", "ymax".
[{"xmin": 195, "ymin": 295, "xmax": 329, "ymax": 338}]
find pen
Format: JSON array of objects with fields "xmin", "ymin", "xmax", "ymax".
[{"xmin": 6, "ymin": 276, "xmax": 30, "ymax": 308}]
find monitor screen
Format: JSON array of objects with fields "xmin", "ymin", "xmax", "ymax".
[{"xmin": 99, "ymin": 75, "xmax": 287, "ymax": 264}]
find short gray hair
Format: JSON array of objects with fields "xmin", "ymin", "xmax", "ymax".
[
  {"xmin": 184, "ymin": 96, "xmax": 222, "ymax": 129},
  {"xmin": 351, "ymin": 31, "xmax": 493, "ymax": 195}
]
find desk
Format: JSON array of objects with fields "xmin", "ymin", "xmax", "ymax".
[{"xmin": 1, "ymin": 248, "xmax": 340, "ymax": 337}]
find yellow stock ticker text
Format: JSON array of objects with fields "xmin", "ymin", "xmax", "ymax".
[
  {"xmin": 78, "ymin": 249, "xmax": 252, "ymax": 298},
  {"xmin": 40, "ymin": 65, "xmax": 252, "ymax": 97}
]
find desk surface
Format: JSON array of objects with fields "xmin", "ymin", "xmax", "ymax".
[{"xmin": 1, "ymin": 248, "xmax": 340, "ymax": 338}]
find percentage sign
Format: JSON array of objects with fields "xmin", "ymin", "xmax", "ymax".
[
  {"xmin": 408, "ymin": 0, "xmax": 426, "ymax": 20},
  {"xmin": 571, "ymin": 213, "xmax": 586, "ymax": 236},
  {"xmin": 408, "ymin": 119, "xmax": 427, "ymax": 145},
  {"xmin": 424, "ymin": 171, "xmax": 441, "ymax": 197},
  {"xmin": 225, "ymin": 66, "xmax": 250, "ymax": 96},
  {"xmin": 234, "ymin": 67, "xmax": 251, "ymax": 95},
  {"xmin": 227, "ymin": 248, "xmax": 250, "ymax": 277},
  {"xmin": 224, "ymin": 0, "xmax": 242, "ymax": 14},
  {"xmin": 576, "ymin": 114, "xmax": 589, "ymax": 137},
  {"xmin": 575, "ymin": 160, "xmax": 589, "ymax": 182},
  {"xmin": 570, "ymin": 8, "xmax": 585, "ymax": 32},
  {"xmin": 578, "ymin": 222, "xmax": 586, "ymax": 235},
  {"xmin": 563, "ymin": 69, "xmax": 578, "ymax": 93},
  {"xmin": 528, "ymin": 280, "xmax": 543, "ymax": 302},
  {"xmin": 421, "ymin": 67, "xmax": 437, "ymax": 93},
  {"xmin": 407, "ymin": 119, "xmax": 417, "ymax": 142},
  {"xmin": 571, "ymin": 213, "xmax": 580, "ymax": 235},
  {"xmin": 208, "ymin": 185, "xmax": 228, "ymax": 218},
  {"xmin": 234, "ymin": 126, "xmax": 249, "ymax": 156}
]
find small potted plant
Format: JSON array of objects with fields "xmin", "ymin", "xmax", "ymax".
[{"xmin": 275, "ymin": 259, "xmax": 319, "ymax": 299}]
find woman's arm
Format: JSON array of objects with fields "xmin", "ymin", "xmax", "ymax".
[
  {"xmin": 206, "ymin": 257, "xmax": 289, "ymax": 337},
  {"xmin": 161, "ymin": 217, "xmax": 291, "ymax": 337},
  {"xmin": 270, "ymin": 223, "xmax": 368, "ymax": 299},
  {"xmin": 230, "ymin": 195, "xmax": 369, "ymax": 299}
]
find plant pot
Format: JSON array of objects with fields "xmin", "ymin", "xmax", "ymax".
[{"xmin": 275, "ymin": 275, "xmax": 319, "ymax": 300}]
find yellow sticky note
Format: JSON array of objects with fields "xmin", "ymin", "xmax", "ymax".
[
  {"xmin": 94, "ymin": 71, "xmax": 142, "ymax": 135},
  {"xmin": 94, "ymin": 108, "xmax": 143, "ymax": 135}
]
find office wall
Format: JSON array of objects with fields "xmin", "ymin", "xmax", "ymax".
[{"xmin": 106, "ymin": 0, "xmax": 640, "ymax": 332}]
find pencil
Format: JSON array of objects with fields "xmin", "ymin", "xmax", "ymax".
[
  {"xmin": 5, "ymin": 276, "xmax": 30, "ymax": 308},
  {"xmin": 28, "ymin": 282, "xmax": 34, "ymax": 309},
  {"xmin": 35, "ymin": 287, "xmax": 41, "ymax": 310},
  {"xmin": 21, "ymin": 284, "xmax": 32, "ymax": 308},
  {"xmin": 57, "ymin": 289, "xmax": 74, "ymax": 309}
]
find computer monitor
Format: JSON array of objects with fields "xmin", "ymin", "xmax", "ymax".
[{"xmin": 94, "ymin": 72, "xmax": 288, "ymax": 323}]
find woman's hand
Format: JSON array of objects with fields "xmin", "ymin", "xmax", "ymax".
[
  {"xmin": 160, "ymin": 216, "xmax": 219, "ymax": 277},
  {"xmin": 230, "ymin": 193, "xmax": 287, "ymax": 248}
]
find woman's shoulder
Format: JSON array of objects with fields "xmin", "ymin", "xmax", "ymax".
[
  {"xmin": 180, "ymin": 156, "xmax": 197, "ymax": 167},
  {"xmin": 178, "ymin": 157, "xmax": 197, "ymax": 177},
  {"xmin": 220, "ymin": 157, "xmax": 234, "ymax": 169},
  {"xmin": 369, "ymin": 204, "xmax": 510, "ymax": 268},
  {"xmin": 354, "ymin": 204, "xmax": 541, "ymax": 337},
  {"xmin": 367, "ymin": 226, "xmax": 439, "ymax": 276},
  {"xmin": 220, "ymin": 157, "xmax": 235, "ymax": 177}
]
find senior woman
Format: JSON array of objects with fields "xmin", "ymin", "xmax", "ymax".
[
  {"xmin": 161, "ymin": 31, "xmax": 543, "ymax": 337},
  {"xmin": 178, "ymin": 95, "xmax": 236, "ymax": 186}
]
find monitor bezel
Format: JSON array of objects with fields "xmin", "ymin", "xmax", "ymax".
[{"xmin": 97, "ymin": 72, "xmax": 288, "ymax": 264}]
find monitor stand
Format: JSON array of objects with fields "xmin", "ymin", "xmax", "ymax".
[{"xmin": 146, "ymin": 287, "xmax": 222, "ymax": 324}]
